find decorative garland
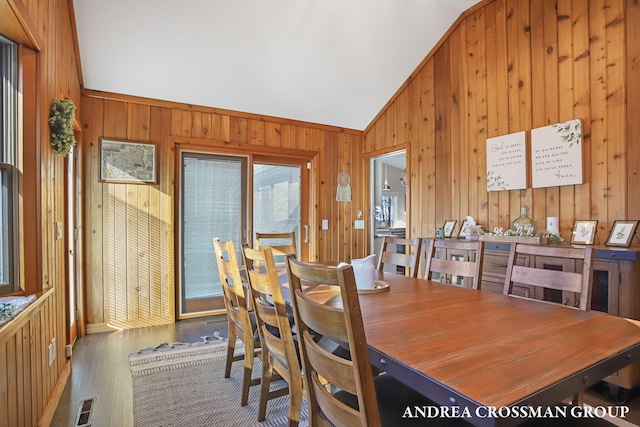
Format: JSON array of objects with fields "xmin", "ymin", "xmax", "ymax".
[{"xmin": 48, "ymin": 99, "xmax": 77, "ymax": 155}]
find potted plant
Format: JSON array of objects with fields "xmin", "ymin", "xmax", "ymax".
[{"xmin": 48, "ymin": 99, "xmax": 77, "ymax": 155}]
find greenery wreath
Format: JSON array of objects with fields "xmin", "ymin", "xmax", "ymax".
[{"xmin": 48, "ymin": 99, "xmax": 77, "ymax": 155}]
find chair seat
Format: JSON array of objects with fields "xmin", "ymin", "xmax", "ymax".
[{"xmin": 335, "ymin": 374, "xmax": 472, "ymax": 426}]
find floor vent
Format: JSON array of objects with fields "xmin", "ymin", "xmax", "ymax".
[{"xmin": 75, "ymin": 397, "xmax": 96, "ymax": 427}]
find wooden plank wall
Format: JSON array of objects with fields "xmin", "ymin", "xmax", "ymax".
[
  {"xmin": 80, "ymin": 93, "xmax": 366, "ymax": 330},
  {"xmin": 366, "ymin": 0, "xmax": 640, "ymax": 242},
  {"xmin": 0, "ymin": 0, "xmax": 82, "ymax": 425}
]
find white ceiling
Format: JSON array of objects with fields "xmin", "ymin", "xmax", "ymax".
[{"xmin": 73, "ymin": 0, "xmax": 478, "ymax": 131}]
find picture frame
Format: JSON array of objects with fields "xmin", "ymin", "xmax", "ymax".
[
  {"xmin": 458, "ymin": 219, "xmax": 472, "ymax": 238},
  {"xmin": 570, "ymin": 220, "xmax": 598, "ymax": 245},
  {"xmin": 443, "ymin": 220, "xmax": 457, "ymax": 238},
  {"xmin": 605, "ymin": 220, "xmax": 639, "ymax": 247},
  {"xmin": 100, "ymin": 138, "xmax": 158, "ymax": 184}
]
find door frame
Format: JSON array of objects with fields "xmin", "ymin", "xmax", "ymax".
[{"xmin": 174, "ymin": 141, "xmax": 315, "ymax": 319}]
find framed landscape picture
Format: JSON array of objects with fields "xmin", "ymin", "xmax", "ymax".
[
  {"xmin": 570, "ymin": 220, "xmax": 598, "ymax": 245},
  {"xmin": 605, "ymin": 220, "xmax": 639, "ymax": 247},
  {"xmin": 100, "ymin": 138, "xmax": 158, "ymax": 184}
]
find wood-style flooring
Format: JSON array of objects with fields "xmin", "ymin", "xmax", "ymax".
[
  {"xmin": 50, "ymin": 315, "xmax": 229, "ymax": 427},
  {"xmin": 50, "ymin": 314, "xmax": 640, "ymax": 427}
]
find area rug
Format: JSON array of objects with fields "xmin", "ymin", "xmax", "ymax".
[{"xmin": 129, "ymin": 340, "xmax": 308, "ymax": 427}]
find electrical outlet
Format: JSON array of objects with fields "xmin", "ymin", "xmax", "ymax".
[
  {"xmin": 354, "ymin": 220, "xmax": 365, "ymax": 229},
  {"xmin": 321, "ymin": 219, "xmax": 328, "ymax": 230}
]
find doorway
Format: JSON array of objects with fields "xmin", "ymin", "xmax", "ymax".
[
  {"xmin": 177, "ymin": 151, "xmax": 308, "ymax": 318},
  {"xmin": 370, "ymin": 150, "xmax": 407, "ymax": 270}
]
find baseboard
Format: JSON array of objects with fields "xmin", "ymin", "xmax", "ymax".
[{"xmin": 38, "ymin": 359, "xmax": 71, "ymax": 427}]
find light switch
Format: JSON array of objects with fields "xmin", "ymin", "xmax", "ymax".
[
  {"xmin": 322, "ymin": 219, "xmax": 329, "ymax": 230},
  {"xmin": 354, "ymin": 220, "xmax": 365, "ymax": 229}
]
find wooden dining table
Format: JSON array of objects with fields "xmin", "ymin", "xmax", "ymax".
[{"xmin": 283, "ymin": 269, "xmax": 640, "ymax": 427}]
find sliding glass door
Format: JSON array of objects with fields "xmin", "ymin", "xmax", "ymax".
[
  {"xmin": 252, "ymin": 162, "xmax": 302, "ymax": 255},
  {"xmin": 178, "ymin": 152, "xmax": 309, "ymax": 318}
]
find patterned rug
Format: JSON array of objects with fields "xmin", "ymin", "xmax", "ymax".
[{"xmin": 129, "ymin": 339, "xmax": 307, "ymax": 427}]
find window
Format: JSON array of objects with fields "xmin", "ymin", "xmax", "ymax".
[{"xmin": 0, "ymin": 36, "xmax": 19, "ymax": 295}]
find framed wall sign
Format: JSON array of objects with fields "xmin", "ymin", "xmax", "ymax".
[
  {"xmin": 531, "ymin": 119, "xmax": 583, "ymax": 188},
  {"xmin": 570, "ymin": 220, "xmax": 598, "ymax": 245},
  {"xmin": 443, "ymin": 220, "xmax": 457, "ymax": 238},
  {"xmin": 605, "ymin": 220, "xmax": 639, "ymax": 247},
  {"xmin": 486, "ymin": 131, "xmax": 527, "ymax": 192},
  {"xmin": 100, "ymin": 138, "xmax": 158, "ymax": 184}
]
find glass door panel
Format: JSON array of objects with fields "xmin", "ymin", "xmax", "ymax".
[
  {"xmin": 179, "ymin": 152, "xmax": 247, "ymax": 317},
  {"xmin": 252, "ymin": 163, "xmax": 301, "ymax": 259}
]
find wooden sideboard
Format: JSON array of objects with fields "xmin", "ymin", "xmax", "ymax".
[{"xmin": 421, "ymin": 238, "xmax": 640, "ymax": 391}]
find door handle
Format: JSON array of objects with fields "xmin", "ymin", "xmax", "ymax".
[{"xmin": 304, "ymin": 225, "xmax": 309, "ymax": 243}]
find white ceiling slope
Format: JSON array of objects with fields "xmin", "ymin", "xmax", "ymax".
[{"xmin": 73, "ymin": 0, "xmax": 478, "ymax": 131}]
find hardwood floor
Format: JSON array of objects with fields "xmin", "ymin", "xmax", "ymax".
[
  {"xmin": 50, "ymin": 315, "xmax": 229, "ymax": 427},
  {"xmin": 50, "ymin": 314, "xmax": 640, "ymax": 427}
]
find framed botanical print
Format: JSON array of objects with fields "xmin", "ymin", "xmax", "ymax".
[
  {"xmin": 443, "ymin": 220, "xmax": 457, "ymax": 238},
  {"xmin": 570, "ymin": 220, "xmax": 598, "ymax": 245},
  {"xmin": 605, "ymin": 220, "xmax": 639, "ymax": 247}
]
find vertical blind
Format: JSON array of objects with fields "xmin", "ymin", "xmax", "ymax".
[{"xmin": 182, "ymin": 155, "xmax": 243, "ymax": 299}]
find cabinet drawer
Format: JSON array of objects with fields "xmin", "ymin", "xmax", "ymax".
[{"xmin": 483, "ymin": 253, "xmax": 509, "ymax": 276}]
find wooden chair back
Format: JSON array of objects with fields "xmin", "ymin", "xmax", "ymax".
[
  {"xmin": 503, "ymin": 244, "xmax": 594, "ymax": 310},
  {"xmin": 213, "ymin": 237, "xmax": 261, "ymax": 406},
  {"xmin": 242, "ymin": 245, "xmax": 303, "ymax": 424},
  {"xmin": 423, "ymin": 239, "xmax": 484, "ymax": 289},
  {"xmin": 255, "ymin": 232, "xmax": 297, "ymax": 257},
  {"xmin": 286, "ymin": 255, "xmax": 382, "ymax": 427},
  {"xmin": 376, "ymin": 236, "xmax": 422, "ymax": 277}
]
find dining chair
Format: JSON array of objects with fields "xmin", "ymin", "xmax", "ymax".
[
  {"xmin": 423, "ymin": 239, "xmax": 484, "ymax": 289},
  {"xmin": 503, "ymin": 243, "xmax": 595, "ymax": 406},
  {"xmin": 503, "ymin": 243, "xmax": 594, "ymax": 310},
  {"xmin": 376, "ymin": 236, "xmax": 422, "ymax": 277},
  {"xmin": 213, "ymin": 238, "xmax": 262, "ymax": 407},
  {"xmin": 286, "ymin": 254, "xmax": 458, "ymax": 427},
  {"xmin": 242, "ymin": 245, "xmax": 304, "ymax": 426},
  {"xmin": 255, "ymin": 232, "xmax": 297, "ymax": 258}
]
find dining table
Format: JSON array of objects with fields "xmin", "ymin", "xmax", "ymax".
[{"xmin": 282, "ymin": 268, "xmax": 640, "ymax": 427}]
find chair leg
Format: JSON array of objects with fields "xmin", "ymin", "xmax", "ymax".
[
  {"xmin": 258, "ymin": 359, "xmax": 273, "ymax": 421},
  {"xmin": 224, "ymin": 331, "xmax": 237, "ymax": 379},
  {"xmin": 287, "ymin": 379, "xmax": 302, "ymax": 427},
  {"xmin": 241, "ymin": 365, "xmax": 253, "ymax": 406}
]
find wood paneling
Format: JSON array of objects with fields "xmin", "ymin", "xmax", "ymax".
[
  {"xmin": 1, "ymin": 0, "xmax": 82, "ymax": 425},
  {"xmin": 365, "ymin": 0, "xmax": 640, "ymax": 241},
  {"xmin": 81, "ymin": 92, "xmax": 366, "ymax": 330}
]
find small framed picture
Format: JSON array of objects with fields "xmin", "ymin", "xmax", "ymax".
[
  {"xmin": 458, "ymin": 219, "xmax": 472, "ymax": 238},
  {"xmin": 100, "ymin": 138, "xmax": 158, "ymax": 184},
  {"xmin": 570, "ymin": 220, "xmax": 598, "ymax": 245},
  {"xmin": 443, "ymin": 220, "xmax": 457, "ymax": 238},
  {"xmin": 605, "ymin": 220, "xmax": 639, "ymax": 247}
]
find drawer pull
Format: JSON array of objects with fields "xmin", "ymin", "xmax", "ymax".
[{"xmin": 490, "ymin": 263, "xmax": 508, "ymax": 268}]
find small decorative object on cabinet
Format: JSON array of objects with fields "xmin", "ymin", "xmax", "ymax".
[
  {"xmin": 512, "ymin": 206, "xmax": 535, "ymax": 235},
  {"xmin": 605, "ymin": 220, "xmax": 639, "ymax": 248}
]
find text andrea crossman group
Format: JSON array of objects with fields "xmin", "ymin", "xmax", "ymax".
[{"xmin": 402, "ymin": 405, "xmax": 630, "ymax": 420}]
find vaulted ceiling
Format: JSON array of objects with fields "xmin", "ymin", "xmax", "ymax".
[{"xmin": 73, "ymin": 0, "xmax": 479, "ymax": 131}]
